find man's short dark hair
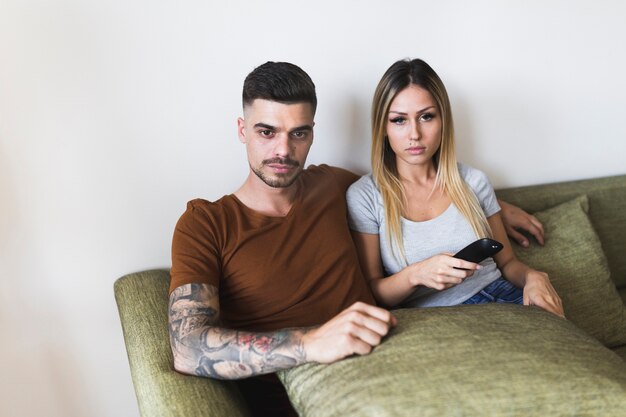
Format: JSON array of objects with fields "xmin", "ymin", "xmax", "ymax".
[{"xmin": 242, "ymin": 62, "xmax": 317, "ymax": 114}]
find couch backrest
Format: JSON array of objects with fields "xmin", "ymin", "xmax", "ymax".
[
  {"xmin": 114, "ymin": 269, "xmax": 252, "ymax": 417},
  {"xmin": 496, "ymin": 174, "xmax": 626, "ymax": 290}
]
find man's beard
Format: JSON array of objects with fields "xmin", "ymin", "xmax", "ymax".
[{"xmin": 251, "ymin": 157, "xmax": 302, "ymax": 188}]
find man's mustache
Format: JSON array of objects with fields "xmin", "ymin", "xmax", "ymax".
[{"xmin": 262, "ymin": 157, "xmax": 300, "ymax": 167}]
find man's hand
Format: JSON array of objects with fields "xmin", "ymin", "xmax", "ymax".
[
  {"xmin": 498, "ymin": 200, "xmax": 544, "ymax": 247},
  {"xmin": 523, "ymin": 270, "xmax": 564, "ymax": 318},
  {"xmin": 302, "ymin": 302, "xmax": 397, "ymax": 364}
]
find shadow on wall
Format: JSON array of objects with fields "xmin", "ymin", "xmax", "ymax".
[
  {"xmin": 0, "ymin": 145, "xmax": 92, "ymax": 417},
  {"xmin": 340, "ymin": 94, "xmax": 370, "ymax": 175},
  {"xmin": 453, "ymin": 92, "xmax": 480, "ymax": 167},
  {"xmin": 0, "ymin": 329, "xmax": 93, "ymax": 417},
  {"xmin": 0, "ymin": 142, "xmax": 17, "ymax": 283}
]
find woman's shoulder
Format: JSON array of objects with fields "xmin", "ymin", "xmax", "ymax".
[
  {"xmin": 347, "ymin": 173, "xmax": 378, "ymax": 192},
  {"xmin": 346, "ymin": 174, "xmax": 381, "ymax": 203},
  {"xmin": 457, "ymin": 162, "xmax": 490, "ymax": 187}
]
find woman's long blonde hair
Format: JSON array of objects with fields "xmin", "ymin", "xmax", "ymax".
[{"xmin": 371, "ymin": 58, "xmax": 492, "ymax": 263}]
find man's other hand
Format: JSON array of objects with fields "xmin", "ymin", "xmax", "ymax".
[{"xmin": 498, "ymin": 200, "xmax": 544, "ymax": 247}]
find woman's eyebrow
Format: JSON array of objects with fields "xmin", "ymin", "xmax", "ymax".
[{"xmin": 389, "ymin": 105, "xmax": 436, "ymax": 115}]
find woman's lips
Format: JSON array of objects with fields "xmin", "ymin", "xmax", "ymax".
[{"xmin": 406, "ymin": 146, "xmax": 426, "ymax": 155}]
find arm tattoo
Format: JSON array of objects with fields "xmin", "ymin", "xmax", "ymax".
[{"xmin": 168, "ymin": 283, "xmax": 308, "ymax": 379}]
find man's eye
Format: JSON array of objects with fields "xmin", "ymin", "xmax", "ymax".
[
  {"xmin": 259, "ymin": 130, "xmax": 274, "ymax": 137},
  {"xmin": 389, "ymin": 117, "xmax": 405, "ymax": 125},
  {"xmin": 292, "ymin": 131, "xmax": 307, "ymax": 139}
]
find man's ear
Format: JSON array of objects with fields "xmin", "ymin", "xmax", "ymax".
[{"xmin": 237, "ymin": 117, "xmax": 246, "ymax": 143}]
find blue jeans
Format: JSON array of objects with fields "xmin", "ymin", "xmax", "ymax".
[{"xmin": 462, "ymin": 277, "xmax": 523, "ymax": 305}]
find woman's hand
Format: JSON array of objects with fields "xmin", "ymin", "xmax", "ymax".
[
  {"xmin": 523, "ymin": 270, "xmax": 564, "ymax": 318},
  {"xmin": 407, "ymin": 254, "xmax": 480, "ymax": 291}
]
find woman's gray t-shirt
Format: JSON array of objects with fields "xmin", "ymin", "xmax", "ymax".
[{"xmin": 346, "ymin": 163, "xmax": 502, "ymax": 307}]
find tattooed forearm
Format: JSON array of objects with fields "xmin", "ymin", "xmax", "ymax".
[{"xmin": 168, "ymin": 283, "xmax": 309, "ymax": 379}]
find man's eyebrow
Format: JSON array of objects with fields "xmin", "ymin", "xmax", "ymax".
[
  {"xmin": 253, "ymin": 123, "xmax": 313, "ymax": 132},
  {"xmin": 253, "ymin": 123, "xmax": 276, "ymax": 130},
  {"xmin": 289, "ymin": 125, "xmax": 313, "ymax": 133},
  {"xmin": 389, "ymin": 106, "xmax": 436, "ymax": 115}
]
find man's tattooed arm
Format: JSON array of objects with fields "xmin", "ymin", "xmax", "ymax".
[{"xmin": 168, "ymin": 283, "xmax": 309, "ymax": 380}]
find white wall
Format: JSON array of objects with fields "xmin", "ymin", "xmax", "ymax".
[{"xmin": 1, "ymin": 1, "xmax": 624, "ymax": 416}]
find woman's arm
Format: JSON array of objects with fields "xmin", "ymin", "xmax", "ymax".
[
  {"xmin": 351, "ymin": 231, "xmax": 479, "ymax": 308},
  {"xmin": 488, "ymin": 213, "xmax": 564, "ymax": 317}
]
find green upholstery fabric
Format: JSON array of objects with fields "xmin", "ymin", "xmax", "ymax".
[
  {"xmin": 496, "ymin": 174, "xmax": 626, "ymax": 288},
  {"xmin": 510, "ymin": 196, "xmax": 626, "ymax": 347},
  {"xmin": 114, "ymin": 270, "xmax": 251, "ymax": 417},
  {"xmin": 613, "ymin": 345, "xmax": 626, "ymax": 361},
  {"xmin": 279, "ymin": 305, "xmax": 626, "ymax": 417}
]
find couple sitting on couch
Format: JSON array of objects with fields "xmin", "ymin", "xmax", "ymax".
[{"xmin": 167, "ymin": 59, "xmax": 563, "ymax": 416}]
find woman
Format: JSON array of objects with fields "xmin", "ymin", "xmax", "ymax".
[{"xmin": 347, "ymin": 58, "xmax": 563, "ymax": 316}]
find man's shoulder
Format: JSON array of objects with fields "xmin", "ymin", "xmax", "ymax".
[
  {"xmin": 177, "ymin": 196, "xmax": 238, "ymax": 229},
  {"xmin": 304, "ymin": 163, "xmax": 355, "ymax": 176},
  {"xmin": 304, "ymin": 164, "xmax": 359, "ymax": 189},
  {"xmin": 185, "ymin": 195, "xmax": 236, "ymax": 214}
]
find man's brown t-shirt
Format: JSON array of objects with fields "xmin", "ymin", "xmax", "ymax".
[{"xmin": 170, "ymin": 164, "xmax": 375, "ymax": 332}]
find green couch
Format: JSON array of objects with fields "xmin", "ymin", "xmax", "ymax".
[{"xmin": 114, "ymin": 174, "xmax": 626, "ymax": 416}]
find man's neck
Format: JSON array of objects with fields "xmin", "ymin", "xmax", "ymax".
[{"xmin": 233, "ymin": 172, "xmax": 300, "ymax": 217}]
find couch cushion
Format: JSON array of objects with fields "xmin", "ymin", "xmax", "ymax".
[
  {"xmin": 613, "ymin": 345, "xmax": 626, "ymax": 362},
  {"xmin": 279, "ymin": 305, "xmax": 626, "ymax": 417},
  {"xmin": 511, "ymin": 195, "xmax": 626, "ymax": 347},
  {"xmin": 495, "ymin": 175, "xmax": 626, "ymax": 288},
  {"xmin": 585, "ymin": 186, "xmax": 626, "ymax": 288}
]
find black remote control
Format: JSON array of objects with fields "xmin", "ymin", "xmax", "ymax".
[{"xmin": 453, "ymin": 238, "xmax": 503, "ymax": 268}]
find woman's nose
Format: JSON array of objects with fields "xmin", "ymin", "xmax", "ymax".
[{"xmin": 409, "ymin": 120, "xmax": 420, "ymax": 141}]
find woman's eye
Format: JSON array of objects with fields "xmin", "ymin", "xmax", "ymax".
[
  {"xmin": 389, "ymin": 117, "xmax": 405, "ymax": 125},
  {"xmin": 420, "ymin": 113, "xmax": 435, "ymax": 121}
]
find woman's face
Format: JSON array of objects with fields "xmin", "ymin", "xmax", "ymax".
[{"xmin": 385, "ymin": 84, "xmax": 442, "ymax": 171}]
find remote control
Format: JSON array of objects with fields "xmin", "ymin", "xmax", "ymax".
[{"xmin": 453, "ymin": 238, "xmax": 503, "ymax": 268}]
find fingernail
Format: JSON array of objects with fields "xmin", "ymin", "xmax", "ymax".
[{"xmin": 522, "ymin": 241, "xmax": 529, "ymax": 247}]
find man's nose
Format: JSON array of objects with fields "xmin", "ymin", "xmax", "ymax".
[{"xmin": 273, "ymin": 133, "xmax": 291, "ymax": 156}]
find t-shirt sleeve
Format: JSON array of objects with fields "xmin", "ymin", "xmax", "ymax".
[
  {"xmin": 346, "ymin": 176, "xmax": 381, "ymax": 234},
  {"xmin": 169, "ymin": 201, "xmax": 221, "ymax": 294},
  {"xmin": 460, "ymin": 164, "xmax": 501, "ymax": 218}
]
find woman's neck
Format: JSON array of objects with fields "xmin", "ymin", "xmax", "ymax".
[{"xmin": 397, "ymin": 161, "xmax": 438, "ymax": 187}]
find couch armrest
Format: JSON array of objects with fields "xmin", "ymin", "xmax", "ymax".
[{"xmin": 114, "ymin": 269, "xmax": 251, "ymax": 417}]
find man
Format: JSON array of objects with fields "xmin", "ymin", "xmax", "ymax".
[{"xmin": 168, "ymin": 62, "xmax": 544, "ymax": 416}]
